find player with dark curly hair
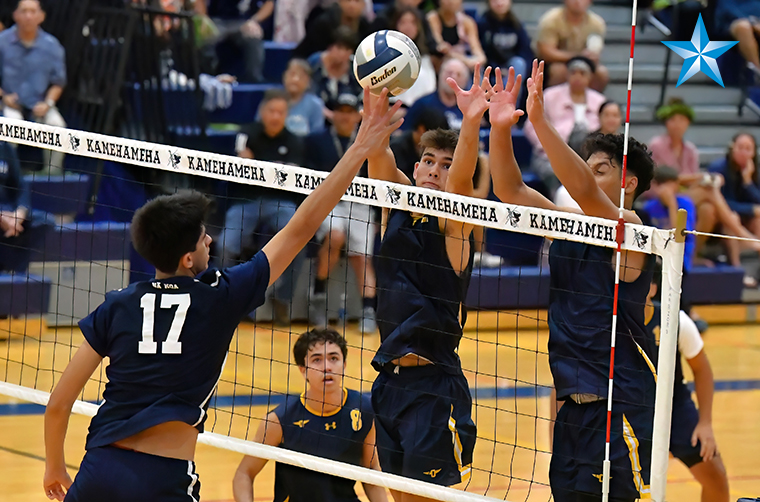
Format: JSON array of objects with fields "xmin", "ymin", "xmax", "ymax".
[{"xmin": 486, "ymin": 61, "xmax": 656, "ymax": 502}]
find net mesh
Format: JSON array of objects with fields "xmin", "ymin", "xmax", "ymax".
[{"xmin": 0, "ymin": 117, "xmax": 682, "ymax": 502}]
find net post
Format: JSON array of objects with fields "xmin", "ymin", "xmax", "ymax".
[{"xmin": 650, "ymin": 208, "xmax": 687, "ymax": 501}]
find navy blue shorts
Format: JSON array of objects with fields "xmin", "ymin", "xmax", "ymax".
[
  {"xmin": 670, "ymin": 390, "xmax": 702, "ymax": 468},
  {"xmin": 371, "ymin": 364, "xmax": 476, "ymax": 487},
  {"xmin": 550, "ymin": 400, "xmax": 653, "ymax": 502},
  {"xmin": 65, "ymin": 446, "xmax": 200, "ymax": 502}
]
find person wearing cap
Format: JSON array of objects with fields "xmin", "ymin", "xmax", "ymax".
[
  {"xmin": 523, "ymin": 55, "xmax": 605, "ymax": 196},
  {"xmin": 533, "ymin": 0, "xmax": 609, "ymax": 91},
  {"xmin": 305, "ymin": 93, "xmax": 378, "ymax": 333}
]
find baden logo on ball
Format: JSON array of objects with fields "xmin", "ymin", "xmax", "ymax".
[{"xmin": 354, "ymin": 30, "xmax": 421, "ymax": 96}]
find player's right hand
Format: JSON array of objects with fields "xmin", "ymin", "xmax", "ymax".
[
  {"xmin": 488, "ymin": 67, "xmax": 524, "ymax": 129},
  {"xmin": 356, "ymin": 87, "xmax": 403, "ymax": 156},
  {"xmin": 43, "ymin": 467, "xmax": 72, "ymax": 501}
]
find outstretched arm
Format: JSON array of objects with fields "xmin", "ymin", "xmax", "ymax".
[
  {"xmin": 487, "ymin": 66, "xmax": 556, "ymax": 211},
  {"xmin": 524, "ymin": 60, "xmax": 629, "ymax": 221},
  {"xmin": 360, "ymin": 424, "xmax": 388, "ymax": 502},
  {"xmin": 263, "ymin": 88, "xmax": 403, "ymax": 283},
  {"xmin": 233, "ymin": 412, "xmax": 283, "ymax": 502},
  {"xmin": 366, "ymin": 92, "xmax": 412, "ymax": 187},
  {"xmin": 44, "ymin": 341, "xmax": 103, "ymax": 501}
]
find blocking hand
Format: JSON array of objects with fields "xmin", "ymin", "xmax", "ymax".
[
  {"xmin": 526, "ymin": 59, "xmax": 547, "ymax": 124},
  {"xmin": 355, "ymin": 87, "xmax": 403, "ymax": 157},
  {"xmin": 488, "ymin": 67, "xmax": 524, "ymax": 129},
  {"xmin": 446, "ymin": 63, "xmax": 491, "ymax": 121}
]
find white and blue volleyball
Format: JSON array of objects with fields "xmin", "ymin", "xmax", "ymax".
[{"xmin": 353, "ymin": 30, "xmax": 421, "ymax": 96}]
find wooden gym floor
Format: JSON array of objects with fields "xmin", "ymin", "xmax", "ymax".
[{"xmin": 0, "ymin": 311, "xmax": 758, "ymax": 501}]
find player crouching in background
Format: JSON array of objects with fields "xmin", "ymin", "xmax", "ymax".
[{"xmin": 233, "ymin": 328, "xmax": 387, "ymax": 502}]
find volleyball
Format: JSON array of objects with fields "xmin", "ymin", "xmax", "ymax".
[{"xmin": 353, "ymin": 30, "xmax": 421, "ymax": 97}]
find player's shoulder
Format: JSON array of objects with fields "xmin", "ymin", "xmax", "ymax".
[
  {"xmin": 101, "ymin": 281, "xmax": 144, "ymax": 305},
  {"xmin": 586, "ymin": 10, "xmax": 606, "ymax": 29}
]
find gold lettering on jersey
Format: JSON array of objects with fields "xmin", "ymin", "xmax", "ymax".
[
  {"xmin": 325, "ymin": 421, "xmax": 337, "ymax": 431},
  {"xmin": 423, "ymin": 468, "xmax": 442, "ymax": 478},
  {"xmin": 350, "ymin": 409, "xmax": 362, "ymax": 431},
  {"xmin": 293, "ymin": 420, "xmax": 309, "ymax": 428}
]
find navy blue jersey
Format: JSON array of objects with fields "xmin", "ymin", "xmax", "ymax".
[
  {"xmin": 373, "ymin": 210, "xmax": 474, "ymax": 374},
  {"xmin": 548, "ymin": 240, "xmax": 656, "ymax": 406},
  {"xmin": 79, "ymin": 252, "xmax": 270, "ymax": 450},
  {"xmin": 273, "ymin": 389, "xmax": 374, "ymax": 502},
  {"xmin": 645, "ymin": 302, "xmax": 690, "ymax": 403}
]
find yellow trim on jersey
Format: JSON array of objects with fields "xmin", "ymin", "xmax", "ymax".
[
  {"xmin": 447, "ymin": 405, "xmax": 472, "ymax": 483},
  {"xmin": 634, "ymin": 340, "xmax": 657, "ymax": 383},
  {"xmin": 300, "ymin": 389, "xmax": 348, "ymax": 417},
  {"xmin": 622, "ymin": 414, "xmax": 651, "ymax": 499}
]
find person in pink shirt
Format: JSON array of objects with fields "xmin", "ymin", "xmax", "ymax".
[
  {"xmin": 649, "ymin": 98, "xmax": 760, "ymax": 269},
  {"xmin": 523, "ymin": 56, "xmax": 605, "ymax": 195}
]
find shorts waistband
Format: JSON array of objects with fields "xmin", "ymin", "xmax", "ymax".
[
  {"xmin": 569, "ymin": 393, "xmax": 605, "ymax": 404},
  {"xmin": 382, "ymin": 362, "xmax": 441, "ymax": 377}
]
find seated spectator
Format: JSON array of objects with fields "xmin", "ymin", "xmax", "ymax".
[
  {"xmin": 523, "ymin": 56, "xmax": 605, "ymax": 195},
  {"xmin": 708, "ymin": 132, "xmax": 760, "ymax": 285},
  {"xmin": 222, "ymin": 90, "xmax": 306, "ymax": 325},
  {"xmin": 595, "ymin": 100, "xmax": 622, "ymax": 135},
  {"xmin": 477, "ymin": 0, "xmax": 533, "ymax": 92},
  {"xmin": 534, "ymin": 0, "xmax": 608, "ymax": 91},
  {"xmin": 294, "ymin": 0, "xmax": 370, "ymax": 59},
  {"xmin": 715, "ymin": 0, "xmax": 760, "ymax": 75},
  {"xmin": 649, "ymin": 97, "xmax": 699, "ymax": 178},
  {"xmin": 426, "ymin": 0, "xmax": 486, "ymax": 71},
  {"xmin": 309, "ymin": 27, "xmax": 363, "ymax": 122},
  {"xmin": 371, "ymin": 0, "xmax": 437, "ymax": 54},
  {"xmin": 282, "ymin": 59, "xmax": 325, "ymax": 136},
  {"xmin": 391, "ymin": 107, "xmax": 450, "ymax": 181},
  {"xmin": 0, "ymin": 0, "xmax": 66, "ymax": 175},
  {"xmin": 205, "ymin": 0, "xmax": 274, "ymax": 83},
  {"xmin": 651, "ymin": 0, "xmax": 704, "ymax": 41},
  {"xmin": 305, "ymin": 94, "xmax": 377, "ymax": 332},
  {"xmin": 393, "ymin": 7, "xmax": 437, "ymax": 108},
  {"xmin": 402, "ymin": 57, "xmax": 470, "ymax": 131},
  {"xmin": 0, "ymin": 141, "xmax": 49, "ymax": 273}
]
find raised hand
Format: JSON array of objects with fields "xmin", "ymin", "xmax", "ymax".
[
  {"xmin": 525, "ymin": 59, "xmax": 547, "ymax": 124},
  {"xmin": 488, "ymin": 67, "xmax": 524, "ymax": 129},
  {"xmin": 446, "ymin": 63, "xmax": 491, "ymax": 121},
  {"xmin": 355, "ymin": 87, "xmax": 404, "ymax": 157}
]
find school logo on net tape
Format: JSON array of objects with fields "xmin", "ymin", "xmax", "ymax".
[{"xmin": 662, "ymin": 14, "xmax": 738, "ymax": 87}]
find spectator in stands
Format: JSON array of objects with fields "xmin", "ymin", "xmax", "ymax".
[
  {"xmin": 426, "ymin": 0, "xmax": 486, "ymax": 72},
  {"xmin": 523, "ymin": 56, "xmax": 605, "ymax": 195},
  {"xmin": 534, "ymin": 0, "xmax": 608, "ymax": 91},
  {"xmin": 306, "ymin": 93, "xmax": 378, "ymax": 332},
  {"xmin": 371, "ymin": 0, "xmax": 437, "ymax": 54},
  {"xmin": 393, "ymin": 7, "xmax": 437, "ymax": 108},
  {"xmin": 708, "ymin": 132, "xmax": 760, "ymax": 284},
  {"xmin": 294, "ymin": 0, "xmax": 370, "ymax": 59},
  {"xmin": 595, "ymin": 100, "xmax": 622, "ymax": 135},
  {"xmin": 0, "ymin": 0, "xmax": 66, "ymax": 174},
  {"xmin": 0, "ymin": 141, "xmax": 48, "ymax": 273},
  {"xmin": 222, "ymin": 89, "xmax": 306, "ymax": 325},
  {"xmin": 402, "ymin": 57, "xmax": 470, "ymax": 131},
  {"xmin": 715, "ymin": 0, "xmax": 760, "ymax": 75},
  {"xmin": 649, "ymin": 97, "xmax": 699, "ymax": 178},
  {"xmin": 477, "ymin": 0, "xmax": 533, "ymax": 92},
  {"xmin": 391, "ymin": 107, "xmax": 450, "ymax": 181},
  {"xmin": 309, "ymin": 27, "xmax": 363, "ymax": 122},
  {"xmin": 274, "ymin": 0, "xmax": 374, "ymax": 44},
  {"xmin": 205, "ymin": 0, "xmax": 274, "ymax": 83},
  {"xmin": 283, "ymin": 59, "xmax": 325, "ymax": 136}
]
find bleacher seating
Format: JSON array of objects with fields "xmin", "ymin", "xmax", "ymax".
[
  {"xmin": 26, "ymin": 174, "xmax": 90, "ymax": 215},
  {"xmin": 207, "ymin": 83, "xmax": 281, "ymax": 124},
  {"xmin": 0, "ymin": 274, "xmax": 52, "ymax": 317},
  {"xmin": 467, "ymin": 266, "xmax": 550, "ymax": 310}
]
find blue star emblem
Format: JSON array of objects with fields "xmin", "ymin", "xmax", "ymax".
[{"xmin": 662, "ymin": 14, "xmax": 738, "ymax": 87}]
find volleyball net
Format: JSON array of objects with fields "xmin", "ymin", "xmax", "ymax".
[{"xmin": 0, "ymin": 116, "xmax": 684, "ymax": 502}]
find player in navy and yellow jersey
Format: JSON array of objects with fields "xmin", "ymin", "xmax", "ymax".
[
  {"xmin": 366, "ymin": 65, "xmax": 491, "ymax": 500},
  {"xmin": 233, "ymin": 328, "xmax": 387, "ymax": 502},
  {"xmin": 42, "ymin": 89, "xmax": 403, "ymax": 502},
  {"xmin": 645, "ymin": 265, "xmax": 729, "ymax": 502},
  {"xmin": 488, "ymin": 61, "xmax": 656, "ymax": 501}
]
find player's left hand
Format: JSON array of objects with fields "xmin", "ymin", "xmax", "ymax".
[
  {"xmin": 487, "ymin": 67, "xmax": 524, "ymax": 129},
  {"xmin": 43, "ymin": 467, "xmax": 72, "ymax": 501},
  {"xmin": 446, "ymin": 63, "xmax": 491, "ymax": 121},
  {"xmin": 692, "ymin": 420, "xmax": 718, "ymax": 462}
]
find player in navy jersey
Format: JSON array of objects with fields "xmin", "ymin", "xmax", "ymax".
[
  {"xmin": 487, "ymin": 61, "xmax": 656, "ymax": 501},
  {"xmin": 233, "ymin": 328, "xmax": 387, "ymax": 502},
  {"xmin": 42, "ymin": 89, "xmax": 403, "ymax": 502},
  {"xmin": 645, "ymin": 265, "xmax": 729, "ymax": 502},
  {"xmin": 366, "ymin": 64, "xmax": 492, "ymax": 500}
]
